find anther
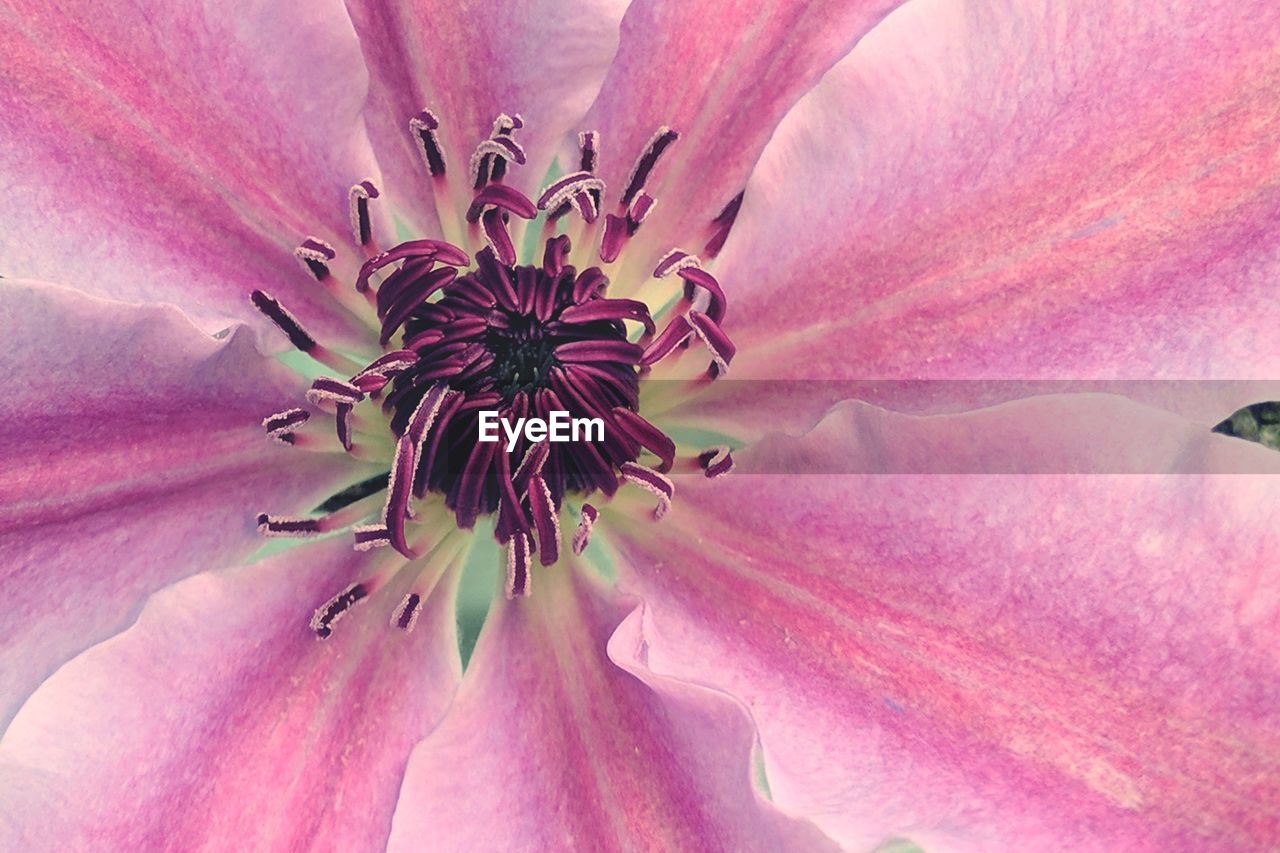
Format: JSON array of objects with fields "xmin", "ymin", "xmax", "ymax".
[
  {"xmin": 310, "ymin": 583, "xmax": 369, "ymax": 639},
  {"xmin": 578, "ymin": 130, "xmax": 599, "ymax": 172},
  {"xmin": 704, "ymin": 191, "xmax": 744, "ymax": 258},
  {"xmin": 256, "ymin": 513, "xmax": 322, "ymax": 537},
  {"xmin": 676, "ymin": 266, "xmax": 727, "ymax": 323},
  {"xmin": 409, "ymin": 110, "xmax": 446, "ymax": 177},
  {"xmin": 335, "ymin": 402, "xmax": 354, "ymax": 451},
  {"xmin": 506, "ymin": 533, "xmax": 532, "ymax": 599},
  {"xmin": 251, "ymin": 290, "xmax": 316, "ymax": 353},
  {"xmin": 622, "ymin": 127, "xmax": 679, "ymax": 205},
  {"xmin": 466, "ymin": 184, "xmax": 537, "ymax": 222},
  {"xmin": 356, "ymin": 239, "xmax": 469, "ymax": 293},
  {"xmin": 610, "ymin": 407, "xmax": 675, "ymax": 471},
  {"xmin": 698, "ymin": 446, "xmax": 734, "ymax": 478},
  {"xmin": 543, "ymin": 234, "xmax": 571, "ymax": 276},
  {"xmin": 687, "ymin": 310, "xmax": 736, "ymax": 376},
  {"xmin": 306, "ymin": 377, "xmax": 364, "ymax": 407},
  {"xmin": 391, "ymin": 592, "xmax": 423, "ymax": 632},
  {"xmin": 555, "ymin": 339, "xmax": 646, "ymax": 364},
  {"xmin": 572, "ymin": 267, "xmax": 608, "ymax": 303},
  {"xmin": 528, "ymin": 475, "xmax": 560, "ymax": 566},
  {"xmin": 348, "ymin": 180, "xmax": 380, "ymax": 247},
  {"xmin": 640, "ymin": 315, "xmax": 693, "ymax": 367},
  {"xmin": 294, "ymin": 238, "xmax": 337, "ymax": 280},
  {"xmin": 572, "ymin": 503, "xmax": 598, "ymax": 555},
  {"xmin": 383, "ymin": 432, "xmax": 419, "ymax": 558},
  {"xmin": 470, "ymin": 137, "xmax": 527, "ymax": 189},
  {"xmin": 536, "ymin": 171, "xmax": 606, "ymax": 222},
  {"xmin": 467, "ymin": 185, "xmax": 537, "ymax": 265},
  {"xmin": 263, "ymin": 408, "xmax": 310, "ymax": 438},
  {"xmin": 352, "ymin": 350, "xmax": 418, "ymax": 394},
  {"xmin": 628, "ymin": 191, "xmax": 655, "ymax": 226},
  {"xmin": 654, "ymin": 249, "xmax": 702, "ymax": 278},
  {"xmin": 379, "ymin": 267, "xmax": 457, "ymax": 344},
  {"xmin": 620, "ymin": 461, "xmax": 675, "ymax": 520},
  {"xmin": 353, "ymin": 524, "xmax": 391, "ymax": 551},
  {"xmin": 557, "ymin": 298, "xmax": 656, "ymax": 336}
]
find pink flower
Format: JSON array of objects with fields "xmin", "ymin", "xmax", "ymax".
[{"xmin": 1, "ymin": 0, "xmax": 1278, "ymax": 849}]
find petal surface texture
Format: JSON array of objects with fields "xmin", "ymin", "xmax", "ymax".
[
  {"xmin": 717, "ymin": 0, "xmax": 1280, "ymax": 410},
  {"xmin": 0, "ymin": 537, "xmax": 461, "ymax": 851},
  {"xmin": 0, "ymin": 280, "xmax": 359, "ymax": 729},
  {"xmin": 611, "ymin": 395, "xmax": 1280, "ymax": 849},
  {"xmin": 386, "ymin": 566, "xmax": 833, "ymax": 851},
  {"xmin": 0, "ymin": 0, "xmax": 381, "ymax": 340}
]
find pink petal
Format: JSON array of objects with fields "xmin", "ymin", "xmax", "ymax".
[
  {"xmin": 610, "ymin": 395, "xmax": 1280, "ymax": 849},
  {"xmin": 717, "ymin": 0, "xmax": 1280, "ymax": 418},
  {"xmin": 581, "ymin": 0, "xmax": 906, "ymax": 262},
  {"xmin": 0, "ymin": 0, "xmax": 383, "ymax": 341},
  {"xmin": 0, "ymin": 537, "xmax": 461, "ymax": 851},
  {"xmin": 0, "ymin": 280, "xmax": 361, "ymax": 727},
  {"xmin": 386, "ymin": 565, "xmax": 832, "ymax": 850},
  {"xmin": 341, "ymin": 0, "xmax": 628, "ymax": 230}
]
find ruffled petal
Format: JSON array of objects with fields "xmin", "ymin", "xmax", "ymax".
[
  {"xmin": 0, "ymin": 280, "xmax": 362, "ymax": 728},
  {"xmin": 386, "ymin": 564, "xmax": 832, "ymax": 851},
  {"xmin": 0, "ymin": 537, "xmax": 461, "ymax": 851},
  {"xmin": 611, "ymin": 395, "xmax": 1280, "ymax": 849},
  {"xmin": 717, "ymin": 0, "xmax": 1280, "ymax": 405},
  {"xmin": 581, "ymin": 0, "xmax": 906, "ymax": 265},
  {"xmin": 0, "ymin": 0, "xmax": 382, "ymax": 341},
  {"xmin": 342, "ymin": 0, "xmax": 628, "ymax": 234}
]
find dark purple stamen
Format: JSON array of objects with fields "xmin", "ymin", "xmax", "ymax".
[
  {"xmin": 354, "ymin": 524, "xmax": 391, "ymax": 551},
  {"xmin": 263, "ymin": 407, "xmax": 310, "ymax": 438},
  {"xmin": 620, "ymin": 461, "xmax": 674, "ymax": 519},
  {"xmin": 311, "ymin": 583, "xmax": 368, "ymax": 638},
  {"xmin": 528, "ymin": 475, "xmax": 560, "ymax": 566},
  {"xmin": 251, "ymin": 290, "xmax": 316, "ymax": 353},
  {"xmin": 677, "ymin": 266, "xmax": 727, "ymax": 324},
  {"xmin": 393, "ymin": 593, "xmax": 423, "ymax": 631},
  {"xmin": 307, "ymin": 376, "xmax": 364, "ymax": 406},
  {"xmin": 410, "ymin": 110, "xmax": 446, "ymax": 177},
  {"xmin": 335, "ymin": 402, "xmax": 354, "ymax": 451},
  {"xmin": 579, "ymin": 130, "xmax": 599, "ymax": 172},
  {"xmin": 256, "ymin": 513, "xmax": 322, "ymax": 537},
  {"xmin": 257, "ymin": 121, "xmax": 744, "ymax": 610},
  {"xmin": 357, "ymin": 239, "xmax": 470, "ymax": 294},
  {"xmin": 621, "ymin": 127, "xmax": 679, "ymax": 205},
  {"xmin": 294, "ymin": 238, "xmax": 337, "ymax": 280},
  {"xmin": 507, "ymin": 533, "xmax": 531, "ymax": 598},
  {"xmin": 687, "ymin": 310, "xmax": 736, "ymax": 375},
  {"xmin": 641, "ymin": 315, "xmax": 693, "ymax": 366},
  {"xmin": 704, "ymin": 190, "xmax": 744, "ymax": 258},
  {"xmin": 349, "ymin": 180, "xmax": 379, "ymax": 246},
  {"xmin": 698, "ymin": 446, "xmax": 734, "ymax": 478},
  {"xmin": 572, "ymin": 503, "xmax": 598, "ymax": 555},
  {"xmin": 466, "ymin": 184, "xmax": 537, "ymax": 222}
]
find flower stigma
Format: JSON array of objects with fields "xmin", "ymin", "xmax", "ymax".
[{"xmin": 253, "ymin": 111, "xmax": 741, "ymax": 633}]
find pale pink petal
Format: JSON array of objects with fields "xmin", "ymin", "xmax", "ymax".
[
  {"xmin": 342, "ymin": 0, "xmax": 627, "ymax": 233},
  {"xmin": 611, "ymin": 395, "xmax": 1280, "ymax": 849},
  {"xmin": 0, "ymin": 0, "xmax": 382, "ymax": 341},
  {"xmin": 716, "ymin": 0, "xmax": 1280, "ymax": 418},
  {"xmin": 0, "ymin": 280, "xmax": 363, "ymax": 727},
  {"xmin": 0, "ymin": 537, "xmax": 461, "ymax": 851},
  {"xmin": 581, "ymin": 0, "xmax": 906, "ymax": 263},
  {"xmin": 386, "ymin": 565, "xmax": 832, "ymax": 851}
]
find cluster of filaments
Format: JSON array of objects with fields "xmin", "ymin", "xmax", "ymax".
[{"xmin": 253, "ymin": 111, "xmax": 738, "ymax": 635}]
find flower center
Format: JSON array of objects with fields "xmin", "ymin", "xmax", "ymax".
[
  {"xmin": 380, "ymin": 242, "xmax": 654, "ymax": 532},
  {"xmin": 252, "ymin": 110, "xmax": 741, "ymax": 629}
]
